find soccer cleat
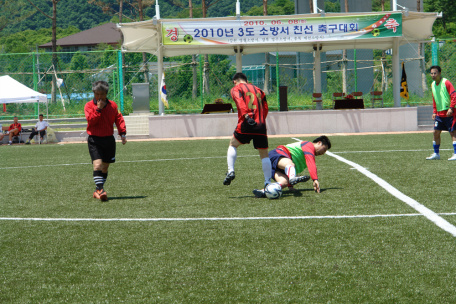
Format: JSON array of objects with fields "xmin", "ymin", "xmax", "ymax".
[
  {"xmin": 253, "ymin": 189, "xmax": 266, "ymax": 198},
  {"xmin": 99, "ymin": 189, "xmax": 108, "ymax": 201},
  {"xmin": 426, "ymin": 153, "xmax": 440, "ymax": 160},
  {"xmin": 289, "ymin": 175, "xmax": 310, "ymax": 186},
  {"xmin": 8, "ymin": 142, "xmax": 12, "ymax": 145},
  {"xmin": 93, "ymin": 190, "xmax": 101, "ymax": 199},
  {"xmin": 25, "ymin": 141, "xmax": 30, "ymax": 145},
  {"xmin": 448, "ymin": 154, "xmax": 456, "ymax": 161},
  {"xmin": 223, "ymin": 171, "xmax": 235, "ymax": 185}
]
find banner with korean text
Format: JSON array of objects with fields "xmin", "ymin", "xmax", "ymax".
[{"xmin": 162, "ymin": 13, "xmax": 402, "ymax": 46}]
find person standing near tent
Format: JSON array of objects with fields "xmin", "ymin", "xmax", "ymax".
[
  {"xmin": 85, "ymin": 80, "xmax": 127, "ymax": 201},
  {"xmin": 25, "ymin": 114, "xmax": 49, "ymax": 144},
  {"xmin": 426, "ymin": 65, "xmax": 456, "ymax": 161}
]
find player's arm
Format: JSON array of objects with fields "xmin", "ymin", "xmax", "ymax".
[
  {"xmin": 114, "ymin": 106, "xmax": 127, "ymax": 144},
  {"xmin": 261, "ymin": 90, "xmax": 268, "ymax": 118},
  {"xmin": 84, "ymin": 102, "xmax": 102, "ymax": 126},
  {"xmin": 445, "ymin": 80, "xmax": 456, "ymax": 111},
  {"xmin": 231, "ymin": 87, "xmax": 250, "ymax": 117},
  {"xmin": 302, "ymin": 143, "xmax": 320, "ymax": 192},
  {"xmin": 18, "ymin": 123, "xmax": 21, "ymax": 132},
  {"xmin": 432, "ymin": 94, "xmax": 437, "ymax": 119}
]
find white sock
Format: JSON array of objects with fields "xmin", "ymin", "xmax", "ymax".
[
  {"xmin": 261, "ymin": 157, "xmax": 272, "ymax": 185},
  {"xmin": 285, "ymin": 164, "xmax": 296, "ymax": 179},
  {"xmin": 227, "ymin": 146, "xmax": 237, "ymax": 172}
]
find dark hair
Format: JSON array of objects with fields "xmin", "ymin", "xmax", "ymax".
[
  {"xmin": 313, "ymin": 135, "xmax": 331, "ymax": 150},
  {"xmin": 39, "ymin": 114, "xmax": 44, "ymax": 117},
  {"xmin": 92, "ymin": 80, "xmax": 109, "ymax": 92},
  {"xmin": 430, "ymin": 65, "xmax": 441, "ymax": 73},
  {"xmin": 232, "ymin": 72, "xmax": 248, "ymax": 82}
]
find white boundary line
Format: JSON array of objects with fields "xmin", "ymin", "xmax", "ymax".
[
  {"xmin": 326, "ymin": 150, "xmax": 456, "ymax": 237},
  {"xmin": 2, "ymin": 213, "xmax": 456, "ymax": 222}
]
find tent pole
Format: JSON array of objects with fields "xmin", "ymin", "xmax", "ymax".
[
  {"xmin": 392, "ymin": 37, "xmax": 400, "ymax": 107},
  {"xmin": 158, "ymin": 46, "xmax": 164, "ymax": 116},
  {"xmin": 236, "ymin": 45, "xmax": 242, "ymax": 72}
]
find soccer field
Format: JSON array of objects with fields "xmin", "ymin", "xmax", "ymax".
[{"xmin": 2, "ymin": 132, "xmax": 456, "ymax": 303}]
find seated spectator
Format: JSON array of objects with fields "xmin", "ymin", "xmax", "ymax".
[
  {"xmin": 25, "ymin": 114, "xmax": 49, "ymax": 145},
  {"xmin": 0, "ymin": 116, "xmax": 22, "ymax": 145}
]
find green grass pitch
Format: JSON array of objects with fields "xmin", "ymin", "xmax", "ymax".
[{"xmin": 1, "ymin": 133, "xmax": 456, "ymax": 303}]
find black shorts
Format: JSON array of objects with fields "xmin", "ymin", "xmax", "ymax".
[
  {"xmin": 88, "ymin": 135, "xmax": 116, "ymax": 163},
  {"xmin": 233, "ymin": 131, "xmax": 268, "ymax": 149}
]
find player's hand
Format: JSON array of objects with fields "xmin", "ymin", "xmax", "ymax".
[
  {"xmin": 121, "ymin": 137, "xmax": 127, "ymax": 145},
  {"xmin": 313, "ymin": 180, "xmax": 320, "ymax": 193},
  {"xmin": 432, "ymin": 114, "xmax": 437, "ymax": 120},
  {"xmin": 96, "ymin": 99, "xmax": 105, "ymax": 110},
  {"xmin": 245, "ymin": 115, "xmax": 257, "ymax": 126},
  {"xmin": 447, "ymin": 108, "xmax": 454, "ymax": 117}
]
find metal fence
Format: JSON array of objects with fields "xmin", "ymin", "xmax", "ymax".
[{"xmin": 1, "ymin": 39, "xmax": 455, "ymax": 120}]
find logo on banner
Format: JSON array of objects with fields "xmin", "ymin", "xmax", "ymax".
[
  {"xmin": 384, "ymin": 18, "xmax": 400, "ymax": 33},
  {"xmin": 166, "ymin": 27, "xmax": 179, "ymax": 42}
]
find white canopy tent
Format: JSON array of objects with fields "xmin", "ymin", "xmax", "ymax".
[
  {"xmin": 118, "ymin": 9, "xmax": 439, "ymax": 114},
  {"xmin": 0, "ymin": 75, "xmax": 48, "ymax": 118}
]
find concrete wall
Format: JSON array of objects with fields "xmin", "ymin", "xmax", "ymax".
[{"xmin": 148, "ymin": 107, "xmax": 419, "ymax": 138}]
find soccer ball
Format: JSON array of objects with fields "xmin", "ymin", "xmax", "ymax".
[
  {"xmin": 372, "ymin": 28, "xmax": 380, "ymax": 37},
  {"xmin": 183, "ymin": 34, "xmax": 193, "ymax": 43},
  {"xmin": 264, "ymin": 183, "xmax": 282, "ymax": 199}
]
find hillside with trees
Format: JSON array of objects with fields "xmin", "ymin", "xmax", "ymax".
[{"xmin": 0, "ymin": 0, "xmax": 454, "ymax": 54}]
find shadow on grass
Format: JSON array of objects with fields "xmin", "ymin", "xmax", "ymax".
[
  {"xmin": 230, "ymin": 187, "xmax": 340, "ymax": 199},
  {"xmin": 107, "ymin": 196, "xmax": 148, "ymax": 200}
]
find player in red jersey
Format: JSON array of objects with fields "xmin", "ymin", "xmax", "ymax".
[
  {"xmin": 223, "ymin": 72, "xmax": 272, "ymax": 188},
  {"xmin": 85, "ymin": 81, "xmax": 127, "ymax": 201}
]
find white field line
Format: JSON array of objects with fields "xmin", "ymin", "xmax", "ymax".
[
  {"xmin": 326, "ymin": 150, "xmax": 456, "ymax": 237},
  {"xmin": 3, "ymin": 213, "xmax": 456, "ymax": 222},
  {"xmin": 0, "ymin": 148, "xmax": 443, "ymax": 171}
]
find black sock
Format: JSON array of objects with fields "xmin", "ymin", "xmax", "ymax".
[
  {"xmin": 93, "ymin": 170, "xmax": 104, "ymax": 190},
  {"xmin": 102, "ymin": 172, "xmax": 108, "ymax": 188}
]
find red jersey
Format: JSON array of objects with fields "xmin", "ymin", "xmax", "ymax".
[
  {"xmin": 84, "ymin": 99, "xmax": 126, "ymax": 137},
  {"xmin": 230, "ymin": 83, "xmax": 268, "ymax": 135},
  {"xmin": 8, "ymin": 123, "xmax": 21, "ymax": 132},
  {"xmin": 432, "ymin": 79, "xmax": 456, "ymax": 117}
]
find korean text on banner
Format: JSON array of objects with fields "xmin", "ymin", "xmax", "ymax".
[{"xmin": 162, "ymin": 13, "xmax": 402, "ymax": 46}]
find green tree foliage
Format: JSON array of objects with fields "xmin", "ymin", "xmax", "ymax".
[
  {"xmin": 245, "ymin": 0, "xmax": 294, "ymax": 16},
  {"xmin": 324, "ymin": 0, "xmax": 341, "ymax": 13},
  {"xmin": 0, "ymin": 26, "xmax": 79, "ymax": 53},
  {"xmin": 425, "ymin": 0, "xmax": 456, "ymax": 38}
]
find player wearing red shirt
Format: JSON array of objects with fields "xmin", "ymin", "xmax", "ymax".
[
  {"xmin": 223, "ymin": 73, "xmax": 272, "ymax": 188},
  {"xmin": 0, "ymin": 116, "xmax": 21, "ymax": 145},
  {"xmin": 253, "ymin": 136, "xmax": 331, "ymax": 197},
  {"xmin": 85, "ymin": 80, "xmax": 127, "ymax": 201},
  {"xmin": 426, "ymin": 65, "xmax": 456, "ymax": 161}
]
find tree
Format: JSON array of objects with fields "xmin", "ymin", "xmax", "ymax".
[
  {"xmin": 26, "ymin": 0, "xmax": 61, "ymax": 103},
  {"xmin": 87, "ymin": 0, "xmax": 155, "ymax": 21},
  {"xmin": 0, "ymin": 1, "xmax": 35, "ymax": 35}
]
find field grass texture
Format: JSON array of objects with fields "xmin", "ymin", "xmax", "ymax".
[{"xmin": 1, "ymin": 133, "xmax": 456, "ymax": 303}]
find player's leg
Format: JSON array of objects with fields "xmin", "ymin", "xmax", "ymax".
[
  {"xmin": 8, "ymin": 128, "xmax": 18, "ymax": 144},
  {"xmin": 224, "ymin": 135, "xmax": 242, "ymax": 185},
  {"xmin": 97, "ymin": 136, "xmax": 116, "ymax": 201},
  {"xmin": 258, "ymin": 148, "xmax": 272, "ymax": 186},
  {"xmin": 25, "ymin": 129, "xmax": 38, "ymax": 144},
  {"xmin": 448, "ymin": 119, "xmax": 456, "ymax": 160},
  {"xmin": 427, "ymin": 120, "xmax": 442, "ymax": 159},
  {"xmin": 253, "ymin": 135, "xmax": 271, "ymax": 187},
  {"xmin": 276, "ymin": 157, "xmax": 310, "ymax": 186},
  {"xmin": 252, "ymin": 148, "xmax": 278, "ymax": 198}
]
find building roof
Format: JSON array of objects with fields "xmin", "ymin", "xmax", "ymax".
[{"xmin": 39, "ymin": 22, "xmax": 121, "ymax": 48}]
